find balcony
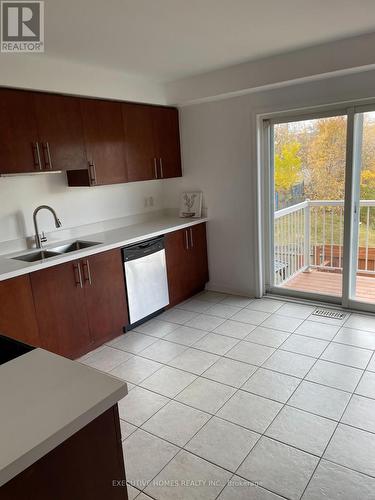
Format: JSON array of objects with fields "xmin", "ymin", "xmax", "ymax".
[{"xmin": 274, "ymin": 199, "xmax": 375, "ymax": 302}]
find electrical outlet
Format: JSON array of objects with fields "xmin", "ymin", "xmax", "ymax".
[{"xmin": 149, "ymin": 196, "xmax": 154, "ymax": 207}]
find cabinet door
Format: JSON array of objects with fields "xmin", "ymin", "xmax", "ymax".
[
  {"xmin": 0, "ymin": 89, "xmax": 41, "ymax": 173},
  {"xmin": 122, "ymin": 103, "xmax": 157, "ymax": 182},
  {"xmin": 30, "ymin": 261, "xmax": 92, "ymax": 358},
  {"xmin": 81, "ymin": 249, "xmax": 128, "ymax": 345},
  {"xmin": 153, "ymin": 106, "xmax": 182, "ymax": 179},
  {"xmin": 0, "ymin": 275, "xmax": 40, "ymax": 346},
  {"xmin": 165, "ymin": 229, "xmax": 191, "ymax": 306},
  {"xmin": 188, "ymin": 223, "xmax": 209, "ymax": 293},
  {"xmin": 33, "ymin": 93, "xmax": 87, "ymax": 171},
  {"xmin": 80, "ymin": 98, "xmax": 127, "ymax": 185}
]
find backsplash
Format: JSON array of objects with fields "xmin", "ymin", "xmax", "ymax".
[{"xmin": 0, "ymin": 172, "xmax": 164, "ymax": 247}]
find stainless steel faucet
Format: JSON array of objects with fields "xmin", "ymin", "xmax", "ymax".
[{"xmin": 33, "ymin": 205, "xmax": 62, "ymax": 248}]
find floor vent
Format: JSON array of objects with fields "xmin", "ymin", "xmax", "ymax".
[{"xmin": 312, "ymin": 308, "xmax": 347, "ymax": 320}]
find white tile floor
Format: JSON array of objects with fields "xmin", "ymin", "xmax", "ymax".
[{"xmin": 79, "ymin": 292, "xmax": 375, "ymax": 500}]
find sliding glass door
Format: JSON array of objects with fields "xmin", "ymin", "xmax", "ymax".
[
  {"xmin": 349, "ymin": 109, "xmax": 375, "ymax": 308},
  {"xmin": 265, "ymin": 105, "xmax": 375, "ymax": 312}
]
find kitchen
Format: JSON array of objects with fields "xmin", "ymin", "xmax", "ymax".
[{"xmin": 2, "ymin": 2, "xmax": 375, "ymax": 500}]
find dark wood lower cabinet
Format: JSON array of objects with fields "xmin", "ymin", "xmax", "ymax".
[
  {"xmin": 188, "ymin": 223, "xmax": 209, "ymax": 292},
  {"xmin": 0, "ymin": 405, "xmax": 128, "ymax": 500},
  {"xmin": 165, "ymin": 228, "xmax": 190, "ymax": 306},
  {"xmin": 1, "ymin": 227, "xmax": 207, "ymax": 357},
  {"xmin": 0, "ymin": 275, "xmax": 40, "ymax": 346},
  {"xmin": 30, "ymin": 260, "xmax": 93, "ymax": 359},
  {"xmin": 82, "ymin": 249, "xmax": 129, "ymax": 346},
  {"xmin": 166, "ymin": 223, "xmax": 209, "ymax": 306},
  {"xmin": 29, "ymin": 249, "xmax": 128, "ymax": 359}
]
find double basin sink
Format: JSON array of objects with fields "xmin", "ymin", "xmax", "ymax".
[{"xmin": 12, "ymin": 240, "xmax": 100, "ymax": 263}]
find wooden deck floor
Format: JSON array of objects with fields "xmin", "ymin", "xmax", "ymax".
[{"xmin": 283, "ymin": 269, "xmax": 375, "ymax": 302}]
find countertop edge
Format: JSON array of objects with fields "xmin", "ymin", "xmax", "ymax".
[
  {"xmin": 0, "ymin": 361, "xmax": 128, "ymax": 487},
  {"xmin": 0, "ymin": 217, "xmax": 208, "ymax": 282}
]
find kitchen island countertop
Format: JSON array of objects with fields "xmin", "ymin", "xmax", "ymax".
[{"xmin": 0, "ymin": 348, "xmax": 127, "ymax": 487}]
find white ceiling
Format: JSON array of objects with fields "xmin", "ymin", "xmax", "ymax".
[{"xmin": 45, "ymin": 0, "xmax": 375, "ymax": 82}]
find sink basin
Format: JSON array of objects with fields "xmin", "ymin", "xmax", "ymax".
[
  {"xmin": 50, "ymin": 240, "xmax": 100, "ymax": 253},
  {"xmin": 13, "ymin": 250, "xmax": 61, "ymax": 262},
  {"xmin": 11, "ymin": 241, "xmax": 100, "ymax": 262}
]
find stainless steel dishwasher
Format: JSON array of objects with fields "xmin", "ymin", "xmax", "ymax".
[{"xmin": 123, "ymin": 236, "xmax": 170, "ymax": 327}]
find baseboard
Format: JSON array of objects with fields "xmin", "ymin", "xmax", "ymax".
[{"xmin": 204, "ymin": 282, "xmax": 255, "ymax": 298}]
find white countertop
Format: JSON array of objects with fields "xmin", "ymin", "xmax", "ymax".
[
  {"xmin": 0, "ymin": 348, "xmax": 128, "ymax": 487},
  {"xmin": 0, "ymin": 216, "xmax": 208, "ymax": 282}
]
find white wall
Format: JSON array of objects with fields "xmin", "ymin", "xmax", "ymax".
[
  {"xmin": 163, "ymin": 69, "xmax": 375, "ymax": 296},
  {"xmin": 0, "ymin": 54, "xmax": 167, "ymax": 244},
  {"xmin": 0, "ymin": 173, "xmax": 164, "ymax": 242}
]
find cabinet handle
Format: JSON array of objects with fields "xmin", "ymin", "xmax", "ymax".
[
  {"xmin": 153, "ymin": 158, "xmax": 158, "ymax": 179},
  {"xmin": 82, "ymin": 259, "xmax": 92, "ymax": 285},
  {"xmin": 42, "ymin": 142, "xmax": 53, "ymax": 170},
  {"xmin": 73, "ymin": 262, "xmax": 83, "ymax": 288},
  {"xmin": 89, "ymin": 162, "xmax": 97, "ymax": 185},
  {"xmin": 159, "ymin": 158, "xmax": 164, "ymax": 178},
  {"xmin": 190, "ymin": 227, "xmax": 194, "ymax": 248},
  {"xmin": 32, "ymin": 142, "xmax": 42, "ymax": 170},
  {"xmin": 185, "ymin": 229, "xmax": 189, "ymax": 250}
]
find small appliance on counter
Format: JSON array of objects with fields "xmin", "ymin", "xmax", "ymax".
[{"xmin": 123, "ymin": 236, "xmax": 170, "ymax": 328}]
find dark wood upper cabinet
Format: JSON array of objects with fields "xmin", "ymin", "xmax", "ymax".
[
  {"xmin": 153, "ymin": 106, "xmax": 182, "ymax": 179},
  {"xmin": 0, "ymin": 89, "xmax": 41, "ymax": 174},
  {"xmin": 0, "ymin": 88, "xmax": 182, "ymax": 182},
  {"xmin": 122, "ymin": 102, "xmax": 182, "ymax": 182},
  {"xmin": 122, "ymin": 102, "xmax": 157, "ymax": 182},
  {"xmin": 67, "ymin": 99, "xmax": 127, "ymax": 186},
  {"xmin": 165, "ymin": 223, "xmax": 208, "ymax": 306},
  {"xmin": 33, "ymin": 93, "xmax": 87, "ymax": 171},
  {"xmin": 82, "ymin": 249, "xmax": 128, "ymax": 344},
  {"xmin": 0, "ymin": 275, "xmax": 40, "ymax": 346},
  {"xmin": 30, "ymin": 261, "xmax": 93, "ymax": 359}
]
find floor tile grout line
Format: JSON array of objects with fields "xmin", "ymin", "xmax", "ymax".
[
  {"xmin": 96, "ymin": 297, "xmax": 371, "ymax": 464},
  {"xmin": 223, "ymin": 328, "xmax": 330, "ymax": 499},
  {"xmin": 97, "ymin": 308, "xmax": 375, "ymax": 368},
  {"xmin": 102, "ymin": 339, "xmax": 373, "ymax": 411},
  {"xmin": 83, "ymin": 296, "xmax": 375, "ymax": 498},
  {"xmin": 298, "ymin": 341, "xmax": 375, "ymax": 499},
  {"xmin": 119, "ymin": 352, "xmax": 375, "ymax": 492},
  {"xmin": 120, "ymin": 399, "xmax": 375, "ymax": 490},
  {"xmin": 128, "ymin": 417, "xmax": 294, "ymax": 500},
  {"xmin": 96, "ymin": 336, "xmax": 372, "ymax": 408},
  {"xmin": 122, "ymin": 359, "xmax": 375, "ymax": 433}
]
